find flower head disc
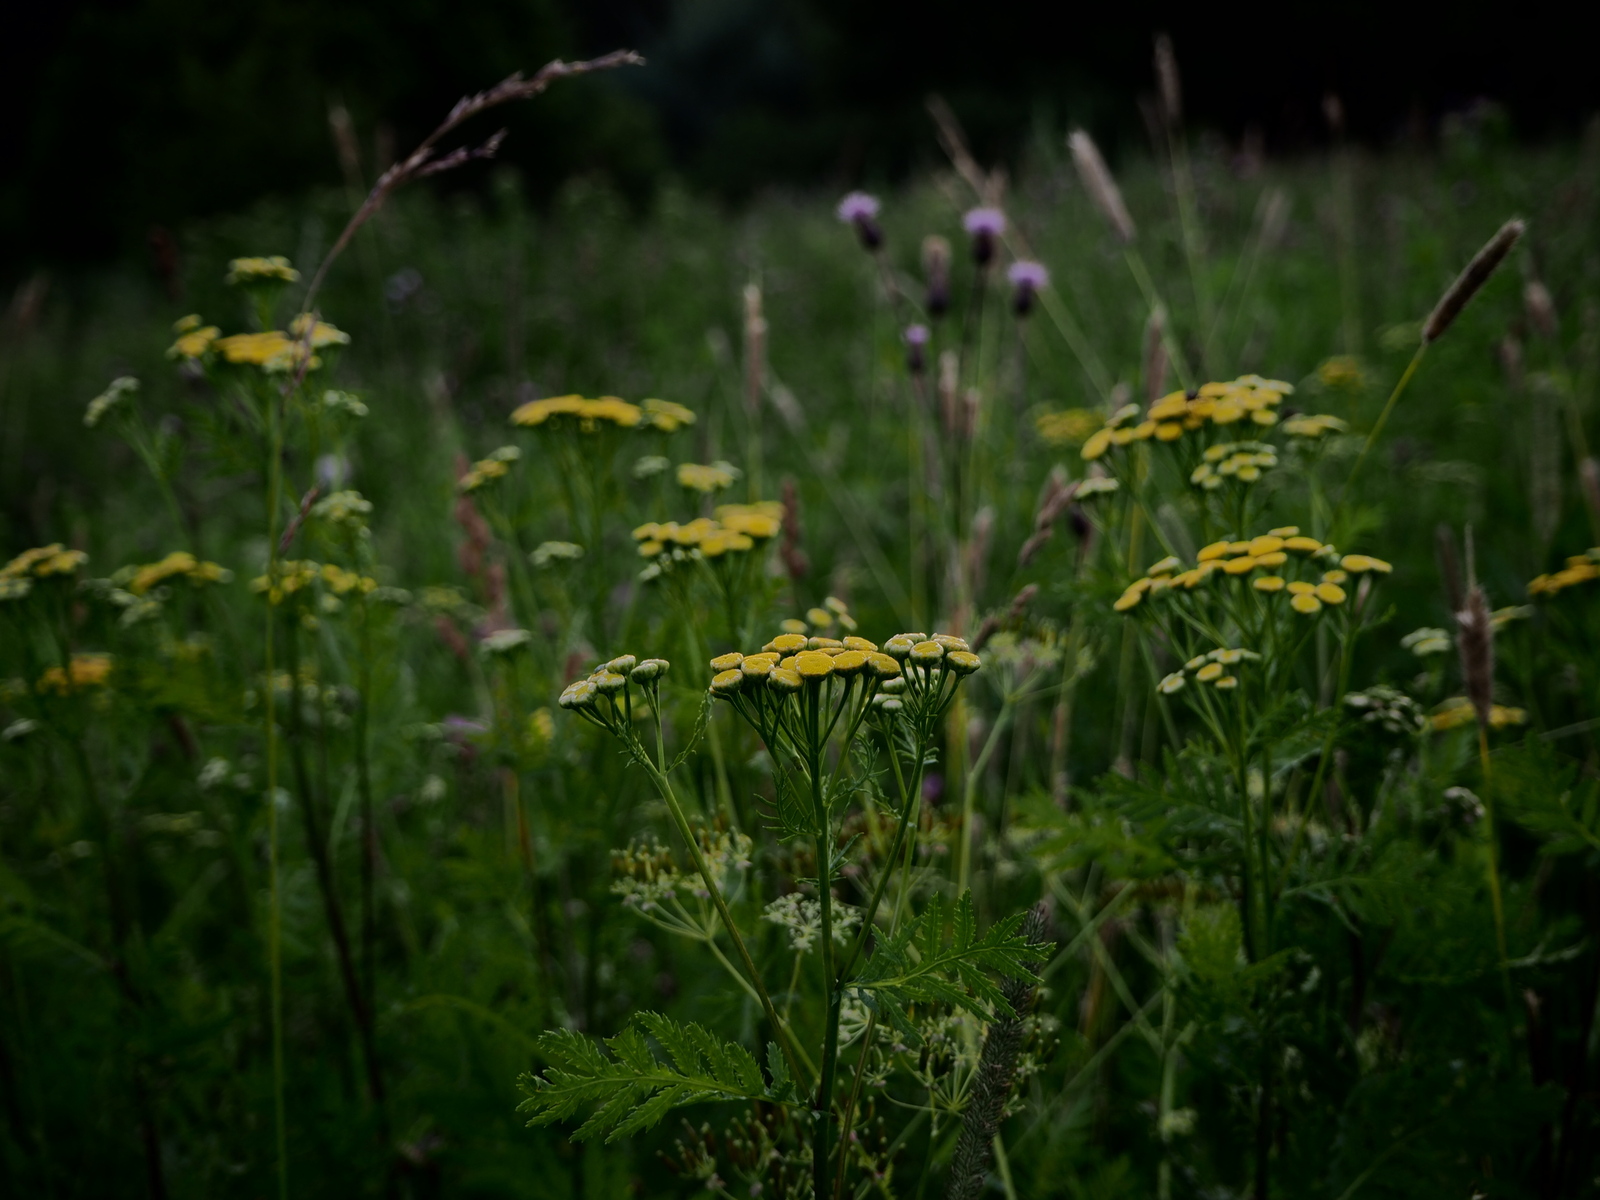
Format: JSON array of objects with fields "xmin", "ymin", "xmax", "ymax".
[
  {"xmin": 711, "ymin": 669, "xmax": 744, "ymax": 697},
  {"xmin": 771, "ymin": 633, "xmax": 808, "ymax": 654},
  {"xmin": 909, "ymin": 641, "xmax": 944, "ymax": 665},
  {"xmin": 630, "ymin": 659, "xmax": 669, "ymax": 683},
  {"xmin": 769, "ymin": 667, "xmax": 803, "ymax": 694},
  {"xmin": 832, "ymin": 650, "xmax": 869, "ymax": 675},
  {"xmin": 710, "ymin": 652, "xmax": 744, "ymax": 672},
  {"xmin": 865, "ymin": 653, "xmax": 902, "ymax": 679},
  {"xmin": 1291, "ymin": 593, "xmax": 1323, "ymax": 615},
  {"xmin": 842, "ymin": 636, "xmax": 878, "ymax": 653},
  {"xmin": 946, "ymin": 650, "xmax": 981, "ymax": 675},
  {"xmin": 795, "ymin": 652, "xmax": 835, "ymax": 679},
  {"xmin": 1341, "ymin": 554, "xmax": 1392, "ymax": 574}
]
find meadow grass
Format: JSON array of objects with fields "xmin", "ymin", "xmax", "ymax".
[{"xmin": 3, "ymin": 109, "xmax": 1600, "ymax": 1199}]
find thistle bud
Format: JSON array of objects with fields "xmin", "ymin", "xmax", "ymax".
[
  {"xmin": 932, "ymin": 633, "xmax": 972, "ymax": 652},
  {"xmin": 1006, "ymin": 261, "xmax": 1049, "ymax": 317},
  {"xmin": 962, "ymin": 208, "xmax": 1007, "ymax": 267},
  {"xmin": 872, "ymin": 694, "xmax": 903, "ymax": 713},
  {"xmin": 922, "ymin": 235, "xmax": 952, "ymax": 318},
  {"xmin": 836, "ymin": 192, "xmax": 883, "ymax": 251},
  {"xmin": 630, "ymin": 659, "xmax": 669, "ymax": 684},
  {"xmin": 905, "ymin": 324, "xmax": 931, "ymax": 375},
  {"xmin": 606, "ymin": 654, "xmax": 638, "ymax": 675},
  {"xmin": 879, "ymin": 676, "xmax": 906, "ymax": 694}
]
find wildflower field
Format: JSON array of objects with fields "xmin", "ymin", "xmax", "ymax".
[{"xmin": 4, "ymin": 74, "xmax": 1600, "ymax": 1199}]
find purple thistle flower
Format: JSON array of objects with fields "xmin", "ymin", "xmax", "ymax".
[
  {"xmin": 1006, "ymin": 260, "xmax": 1050, "ymax": 315},
  {"xmin": 962, "ymin": 207, "xmax": 1006, "ymax": 266},
  {"xmin": 836, "ymin": 191, "xmax": 884, "ymax": 250},
  {"xmin": 903, "ymin": 324, "xmax": 931, "ymax": 374}
]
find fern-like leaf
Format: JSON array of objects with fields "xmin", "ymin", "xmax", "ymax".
[
  {"xmin": 849, "ymin": 891, "xmax": 1050, "ymax": 1039},
  {"xmin": 516, "ymin": 1014, "xmax": 791, "ymax": 1142}
]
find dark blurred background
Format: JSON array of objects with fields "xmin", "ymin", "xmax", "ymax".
[{"xmin": 4, "ymin": 0, "xmax": 1596, "ymax": 274}]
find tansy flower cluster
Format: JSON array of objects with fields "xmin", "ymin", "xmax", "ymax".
[
  {"xmin": 1189, "ymin": 441, "xmax": 1278, "ymax": 490},
  {"xmin": 634, "ymin": 503, "xmax": 782, "ymax": 571},
  {"xmin": 779, "ymin": 596, "xmax": 858, "ymax": 635},
  {"xmin": 1282, "ymin": 414, "xmax": 1348, "ymax": 439},
  {"xmin": 250, "ymin": 561, "xmax": 377, "ymax": 606},
  {"xmin": 1527, "ymin": 550, "xmax": 1600, "ymax": 597},
  {"xmin": 167, "ymin": 315, "xmax": 221, "ymax": 360},
  {"xmin": 207, "ymin": 328, "xmax": 338, "ymax": 374},
  {"xmin": 558, "ymin": 655, "xmax": 671, "ymax": 733},
  {"xmin": 37, "ymin": 653, "xmax": 113, "ymax": 695},
  {"xmin": 225, "ymin": 256, "xmax": 300, "ymax": 286},
  {"xmin": 459, "ymin": 446, "xmax": 522, "ymax": 493},
  {"xmin": 122, "ymin": 551, "xmax": 232, "ymax": 595},
  {"xmin": 2, "ymin": 544, "xmax": 88, "ymax": 599},
  {"xmin": 4, "ymin": 543, "xmax": 88, "ymax": 581},
  {"xmin": 1430, "ymin": 697, "xmax": 1528, "ymax": 732},
  {"xmin": 1035, "ymin": 408, "xmax": 1102, "ymax": 447},
  {"xmin": 1157, "ymin": 646, "xmax": 1261, "ymax": 695},
  {"xmin": 676, "ymin": 461, "xmax": 741, "ymax": 494},
  {"xmin": 510, "ymin": 394, "xmax": 696, "ymax": 434},
  {"xmin": 1081, "ymin": 376, "xmax": 1293, "ymax": 462},
  {"xmin": 1113, "ymin": 528, "xmax": 1391, "ymax": 617},
  {"xmin": 706, "ymin": 631, "xmax": 979, "ymax": 749}
]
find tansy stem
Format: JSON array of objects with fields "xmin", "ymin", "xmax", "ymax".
[
  {"xmin": 641, "ymin": 751, "xmax": 808, "ymax": 1089},
  {"xmin": 262, "ymin": 385, "xmax": 289, "ymax": 1200}
]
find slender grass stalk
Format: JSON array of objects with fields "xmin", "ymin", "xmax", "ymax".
[
  {"xmin": 1477, "ymin": 726, "xmax": 1514, "ymax": 1012},
  {"xmin": 262, "ymin": 390, "xmax": 288, "ymax": 1200}
]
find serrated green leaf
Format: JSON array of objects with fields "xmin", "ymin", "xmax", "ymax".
[
  {"xmin": 849, "ymin": 890, "xmax": 1050, "ymax": 1034},
  {"xmin": 517, "ymin": 1012, "xmax": 791, "ymax": 1143}
]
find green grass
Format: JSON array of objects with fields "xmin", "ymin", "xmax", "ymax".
[{"xmin": 2, "ymin": 116, "xmax": 1599, "ymax": 1199}]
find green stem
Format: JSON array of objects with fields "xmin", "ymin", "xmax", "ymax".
[
  {"xmin": 1478, "ymin": 725, "xmax": 1514, "ymax": 1014},
  {"xmin": 811, "ymin": 734, "xmax": 842, "ymax": 1200},
  {"xmin": 262, "ymin": 388, "xmax": 288, "ymax": 1200},
  {"xmin": 644, "ymin": 760, "xmax": 808, "ymax": 1089},
  {"xmin": 1335, "ymin": 344, "xmax": 1427, "ymax": 534}
]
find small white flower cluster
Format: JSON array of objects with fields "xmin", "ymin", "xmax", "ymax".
[
  {"xmin": 1344, "ymin": 684, "xmax": 1425, "ymax": 735},
  {"xmin": 761, "ymin": 891, "xmax": 860, "ymax": 953}
]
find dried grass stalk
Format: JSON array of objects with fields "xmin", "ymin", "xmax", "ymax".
[
  {"xmin": 1154, "ymin": 34, "xmax": 1182, "ymax": 127},
  {"xmin": 1143, "ymin": 305, "xmax": 1169, "ymax": 402},
  {"xmin": 1423, "ymin": 218, "xmax": 1525, "ymax": 344},
  {"xmin": 1524, "ymin": 279, "xmax": 1559, "ymax": 339},
  {"xmin": 1457, "ymin": 584, "xmax": 1495, "ymax": 728},
  {"xmin": 1068, "ymin": 130, "xmax": 1137, "ymax": 244}
]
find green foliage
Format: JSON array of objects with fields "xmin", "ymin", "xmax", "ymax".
[
  {"xmin": 852, "ymin": 891, "xmax": 1049, "ymax": 1037},
  {"xmin": 516, "ymin": 1013, "xmax": 793, "ymax": 1142}
]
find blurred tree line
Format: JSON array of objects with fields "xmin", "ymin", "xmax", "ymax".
[{"xmin": 3, "ymin": 0, "xmax": 1597, "ymax": 272}]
